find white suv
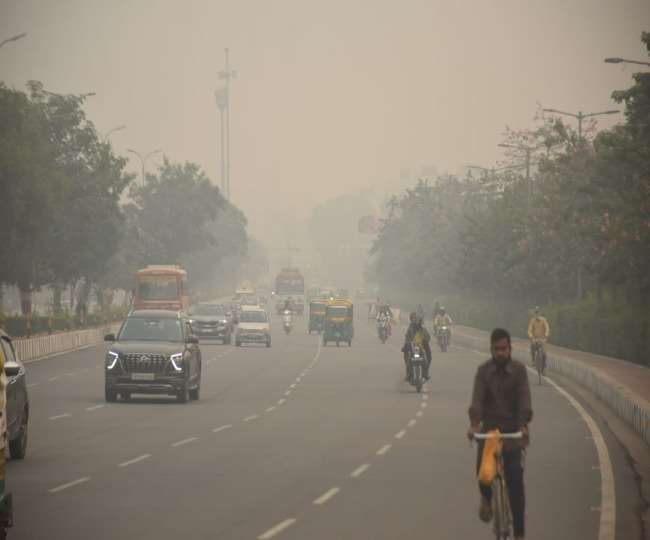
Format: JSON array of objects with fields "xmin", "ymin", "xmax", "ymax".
[{"xmin": 236, "ymin": 306, "xmax": 271, "ymax": 347}]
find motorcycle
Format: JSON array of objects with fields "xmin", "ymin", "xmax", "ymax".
[
  {"xmin": 437, "ymin": 326, "xmax": 450, "ymax": 352},
  {"xmin": 409, "ymin": 343, "xmax": 426, "ymax": 393},
  {"xmin": 377, "ymin": 318, "xmax": 390, "ymax": 343},
  {"xmin": 283, "ymin": 312, "xmax": 293, "ymax": 335}
]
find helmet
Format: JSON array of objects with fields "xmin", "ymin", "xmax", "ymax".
[
  {"xmin": 409, "ymin": 312, "xmax": 417, "ymax": 323},
  {"xmin": 534, "ymin": 306, "xmax": 540, "ymax": 315},
  {"xmin": 440, "ymin": 306, "xmax": 446, "ymax": 315},
  {"xmin": 416, "ymin": 315, "xmax": 424, "ymax": 326}
]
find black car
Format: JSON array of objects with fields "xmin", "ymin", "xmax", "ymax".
[
  {"xmin": 0, "ymin": 329, "xmax": 29, "ymax": 459},
  {"xmin": 104, "ymin": 310, "xmax": 201, "ymax": 403},
  {"xmin": 188, "ymin": 303, "xmax": 233, "ymax": 344}
]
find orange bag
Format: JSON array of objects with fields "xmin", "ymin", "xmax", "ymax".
[{"xmin": 478, "ymin": 429, "xmax": 502, "ymax": 486}]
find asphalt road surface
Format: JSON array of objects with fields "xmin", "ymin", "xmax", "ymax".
[{"xmin": 7, "ymin": 314, "xmax": 640, "ymax": 539}]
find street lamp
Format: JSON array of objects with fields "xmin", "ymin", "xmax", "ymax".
[
  {"xmin": 127, "ymin": 148, "xmax": 162, "ymax": 186},
  {"xmin": 542, "ymin": 108, "xmax": 619, "ymax": 140},
  {"xmin": 102, "ymin": 125, "xmax": 126, "ymax": 143},
  {"xmin": 0, "ymin": 33, "xmax": 26, "ymax": 49},
  {"xmin": 604, "ymin": 57, "xmax": 650, "ymax": 67}
]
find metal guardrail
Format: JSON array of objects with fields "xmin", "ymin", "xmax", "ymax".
[{"xmin": 13, "ymin": 323, "xmax": 121, "ymax": 363}]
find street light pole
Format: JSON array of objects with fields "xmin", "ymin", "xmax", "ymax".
[
  {"xmin": 127, "ymin": 148, "xmax": 162, "ymax": 187},
  {"xmin": 498, "ymin": 143, "xmax": 535, "ymax": 207},
  {"xmin": 219, "ymin": 48, "xmax": 236, "ymax": 200},
  {"xmin": 604, "ymin": 57, "xmax": 650, "ymax": 67},
  {"xmin": 215, "ymin": 88, "xmax": 227, "ymax": 196},
  {"xmin": 542, "ymin": 108, "xmax": 619, "ymax": 140},
  {"xmin": 0, "ymin": 33, "xmax": 26, "ymax": 49},
  {"xmin": 102, "ymin": 125, "xmax": 126, "ymax": 143}
]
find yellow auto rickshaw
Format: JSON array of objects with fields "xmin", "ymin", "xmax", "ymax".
[
  {"xmin": 323, "ymin": 299, "xmax": 354, "ymax": 346},
  {"xmin": 308, "ymin": 300, "xmax": 328, "ymax": 334}
]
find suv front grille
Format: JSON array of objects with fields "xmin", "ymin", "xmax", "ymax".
[{"xmin": 123, "ymin": 353, "xmax": 167, "ymax": 374}]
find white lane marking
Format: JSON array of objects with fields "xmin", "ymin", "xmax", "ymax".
[
  {"xmin": 171, "ymin": 437, "xmax": 198, "ymax": 447},
  {"xmin": 407, "ymin": 419, "xmax": 417, "ymax": 427},
  {"xmin": 395, "ymin": 430, "xmax": 406, "ymax": 439},
  {"xmin": 376, "ymin": 444, "xmax": 392, "ymax": 456},
  {"xmin": 81, "ymin": 368, "xmax": 89, "ymax": 373},
  {"xmin": 27, "ymin": 383, "xmax": 40, "ymax": 388},
  {"xmin": 258, "ymin": 518, "xmax": 297, "ymax": 540},
  {"xmin": 416, "ymin": 411, "xmax": 423, "ymax": 418},
  {"xmin": 49, "ymin": 413, "xmax": 71, "ymax": 421},
  {"xmin": 295, "ymin": 377, "xmax": 301, "ymax": 382},
  {"xmin": 244, "ymin": 414, "xmax": 260, "ymax": 422},
  {"xmin": 277, "ymin": 399, "xmax": 286, "ymax": 405},
  {"xmin": 48, "ymin": 376, "xmax": 59, "ymax": 382},
  {"xmin": 118, "ymin": 454, "xmax": 151, "ymax": 468},
  {"xmin": 49, "ymin": 476, "xmax": 90, "ymax": 493},
  {"xmin": 538, "ymin": 369, "xmax": 616, "ymax": 540},
  {"xmin": 86, "ymin": 404, "xmax": 105, "ymax": 411},
  {"xmin": 422, "ymin": 394, "xmax": 428, "ymax": 401},
  {"xmin": 350, "ymin": 464, "xmax": 371, "ymax": 478},
  {"xmin": 420, "ymin": 402, "xmax": 427, "ymax": 408},
  {"xmin": 313, "ymin": 487, "xmax": 340, "ymax": 505},
  {"xmin": 284, "ymin": 391, "xmax": 291, "ymax": 396},
  {"xmin": 290, "ymin": 383, "xmax": 296, "ymax": 389},
  {"xmin": 212, "ymin": 424, "xmax": 232, "ymax": 433},
  {"xmin": 265, "ymin": 406, "xmax": 276, "ymax": 413}
]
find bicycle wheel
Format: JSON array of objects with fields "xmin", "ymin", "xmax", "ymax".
[
  {"xmin": 535, "ymin": 349, "xmax": 543, "ymax": 385},
  {"xmin": 492, "ymin": 476, "xmax": 503, "ymax": 538}
]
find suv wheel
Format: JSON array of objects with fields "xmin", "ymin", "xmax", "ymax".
[
  {"xmin": 105, "ymin": 387, "xmax": 117, "ymax": 402},
  {"xmin": 9, "ymin": 411, "xmax": 28, "ymax": 459},
  {"xmin": 177, "ymin": 382, "xmax": 190, "ymax": 403},
  {"xmin": 189, "ymin": 383, "xmax": 200, "ymax": 401}
]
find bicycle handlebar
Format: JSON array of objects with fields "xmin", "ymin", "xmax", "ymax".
[{"xmin": 472, "ymin": 431, "xmax": 523, "ymax": 440}]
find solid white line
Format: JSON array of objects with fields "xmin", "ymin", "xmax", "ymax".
[
  {"xmin": 376, "ymin": 444, "xmax": 392, "ymax": 456},
  {"xmin": 277, "ymin": 398, "xmax": 286, "ymax": 405},
  {"xmin": 350, "ymin": 464, "xmax": 371, "ymax": 478},
  {"xmin": 49, "ymin": 476, "xmax": 90, "ymax": 493},
  {"xmin": 49, "ymin": 413, "xmax": 71, "ymax": 420},
  {"xmin": 212, "ymin": 424, "xmax": 232, "ymax": 433},
  {"xmin": 313, "ymin": 487, "xmax": 340, "ymax": 505},
  {"xmin": 265, "ymin": 406, "xmax": 276, "ymax": 413},
  {"xmin": 407, "ymin": 419, "xmax": 417, "ymax": 427},
  {"xmin": 416, "ymin": 411, "xmax": 423, "ymax": 418},
  {"xmin": 86, "ymin": 404, "xmax": 105, "ymax": 411},
  {"xmin": 258, "ymin": 518, "xmax": 297, "ymax": 539},
  {"xmin": 171, "ymin": 437, "xmax": 198, "ymax": 447},
  {"xmin": 118, "ymin": 453, "xmax": 151, "ymax": 468},
  {"xmin": 244, "ymin": 414, "xmax": 260, "ymax": 422},
  {"xmin": 395, "ymin": 430, "xmax": 406, "ymax": 439}
]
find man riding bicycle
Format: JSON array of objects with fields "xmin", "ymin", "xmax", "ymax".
[
  {"xmin": 402, "ymin": 313, "xmax": 432, "ymax": 381},
  {"xmin": 467, "ymin": 328, "xmax": 532, "ymax": 540},
  {"xmin": 527, "ymin": 307, "xmax": 550, "ymax": 373}
]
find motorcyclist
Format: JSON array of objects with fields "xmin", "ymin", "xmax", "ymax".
[
  {"xmin": 433, "ymin": 306, "xmax": 453, "ymax": 337},
  {"xmin": 527, "ymin": 307, "xmax": 550, "ymax": 371},
  {"xmin": 401, "ymin": 313, "xmax": 432, "ymax": 381},
  {"xmin": 282, "ymin": 309, "xmax": 293, "ymax": 332},
  {"xmin": 376, "ymin": 308, "xmax": 391, "ymax": 338}
]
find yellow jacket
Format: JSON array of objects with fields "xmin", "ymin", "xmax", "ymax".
[{"xmin": 528, "ymin": 316, "xmax": 550, "ymax": 339}]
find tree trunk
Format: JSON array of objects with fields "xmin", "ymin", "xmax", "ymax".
[
  {"xmin": 52, "ymin": 285, "xmax": 63, "ymax": 315},
  {"xmin": 18, "ymin": 285, "xmax": 32, "ymax": 316}
]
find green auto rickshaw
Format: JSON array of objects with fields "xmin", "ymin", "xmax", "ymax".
[
  {"xmin": 323, "ymin": 299, "xmax": 354, "ymax": 347},
  {"xmin": 308, "ymin": 300, "xmax": 327, "ymax": 334}
]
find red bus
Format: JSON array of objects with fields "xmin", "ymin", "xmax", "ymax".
[{"xmin": 133, "ymin": 265, "xmax": 189, "ymax": 311}]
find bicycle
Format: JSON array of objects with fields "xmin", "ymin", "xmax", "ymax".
[
  {"xmin": 473, "ymin": 431, "xmax": 523, "ymax": 540},
  {"xmin": 531, "ymin": 339, "xmax": 546, "ymax": 385}
]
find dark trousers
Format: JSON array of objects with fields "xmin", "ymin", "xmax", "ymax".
[{"xmin": 476, "ymin": 441, "xmax": 525, "ymax": 537}]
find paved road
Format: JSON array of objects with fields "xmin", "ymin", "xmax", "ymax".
[{"xmin": 7, "ymin": 315, "xmax": 639, "ymax": 539}]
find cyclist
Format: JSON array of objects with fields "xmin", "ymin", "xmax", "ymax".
[
  {"xmin": 527, "ymin": 307, "xmax": 550, "ymax": 372},
  {"xmin": 401, "ymin": 313, "xmax": 432, "ymax": 381},
  {"xmin": 467, "ymin": 328, "xmax": 532, "ymax": 540}
]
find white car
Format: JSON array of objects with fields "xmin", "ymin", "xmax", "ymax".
[{"xmin": 236, "ymin": 306, "xmax": 271, "ymax": 347}]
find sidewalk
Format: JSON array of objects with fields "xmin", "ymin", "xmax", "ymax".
[{"xmin": 454, "ymin": 325, "xmax": 650, "ymax": 446}]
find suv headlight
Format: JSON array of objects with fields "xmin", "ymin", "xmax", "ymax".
[
  {"xmin": 106, "ymin": 351, "xmax": 119, "ymax": 370},
  {"xmin": 170, "ymin": 352, "xmax": 184, "ymax": 372}
]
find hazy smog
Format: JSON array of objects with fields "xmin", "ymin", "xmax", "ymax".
[{"xmin": 0, "ymin": 1, "xmax": 648, "ymax": 539}]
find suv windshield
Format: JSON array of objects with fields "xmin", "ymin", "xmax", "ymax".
[
  {"xmin": 192, "ymin": 304, "xmax": 225, "ymax": 316},
  {"xmin": 240, "ymin": 311, "xmax": 267, "ymax": 323},
  {"xmin": 119, "ymin": 317, "xmax": 183, "ymax": 342}
]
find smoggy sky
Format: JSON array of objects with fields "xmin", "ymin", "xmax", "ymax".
[{"xmin": 1, "ymin": 0, "xmax": 648, "ymax": 246}]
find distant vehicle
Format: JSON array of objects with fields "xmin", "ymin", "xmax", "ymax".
[
  {"xmin": 236, "ymin": 306, "xmax": 271, "ymax": 348},
  {"xmin": 189, "ymin": 303, "xmax": 232, "ymax": 344},
  {"xmin": 133, "ymin": 265, "xmax": 189, "ymax": 312},
  {"xmin": 0, "ymin": 329, "xmax": 29, "ymax": 459},
  {"xmin": 104, "ymin": 310, "xmax": 201, "ymax": 403},
  {"xmin": 275, "ymin": 268, "xmax": 305, "ymax": 314}
]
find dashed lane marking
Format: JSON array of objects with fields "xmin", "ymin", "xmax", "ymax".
[
  {"xmin": 420, "ymin": 402, "xmax": 427, "ymax": 408},
  {"xmin": 118, "ymin": 454, "xmax": 151, "ymax": 468},
  {"xmin": 350, "ymin": 464, "xmax": 371, "ymax": 478},
  {"xmin": 49, "ymin": 476, "xmax": 90, "ymax": 494},
  {"xmin": 258, "ymin": 518, "xmax": 297, "ymax": 540},
  {"xmin": 277, "ymin": 399, "xmax": 286, "ymax": 405},
  {"xmin": 244, "ymin": 414, "xmax": 260, "ymax": 422},
  {"xmin": 395, "ymin": 430, "xmax": 406, "ymax": 439},
  {"xmin": 212, "ymin": 424, "xmax": 232, "ymax": 433},
  {"xmin": 284, "ymin": 391, "xmax": 292, "ymax": 396},
  {"xmin": 86, "ymin": 404, "xmax": 105, "ymax": 411},
  {"xmin": 265, "ymin": 406, "xmax": 276, "ymax": 413},
  {"xmin": 407, "ymin": 419, "xmax": 417, "ymax": 427},
  {"xmin": 171, "ymin": 437, "xmax": 198, "ymax": 447},
  {"xmin": 27, "ymin": 383, "xmax": 39, "ymax": 388},
  {"xmin": 48, "ymin": 376, "xmax": 59, "ymax": 382},
  {"xmin": 376, "ymin": 444, "xmax": 392, "ymax": 456},
  {"xmin": 49, "ymin": 413, "xmax": 71, "ymax": 421},
  {"xmin": 313, "ymin": 487, "xmax": 340, "ymax": 506},
  {"xmin": 416, "ymin": 411, "xmax": 423, "ymax": 418}
]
